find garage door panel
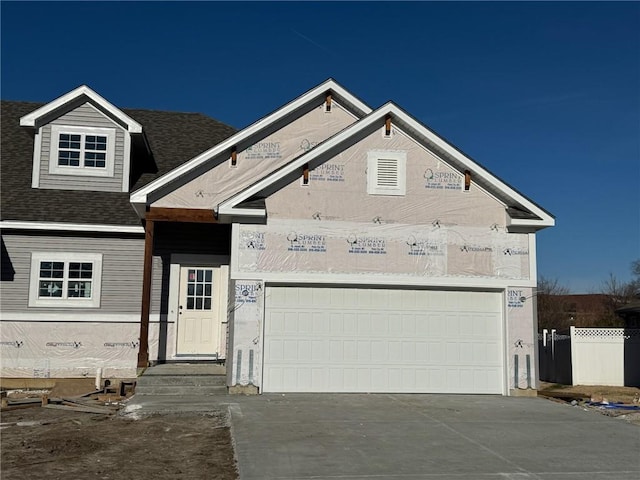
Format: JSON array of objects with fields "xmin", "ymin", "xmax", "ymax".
[
  {"xmin": 357, "ymin": 341, "xmax": 371, "ymax": 362},
  {"xmin": 344, "ymin": 314, "xmax": 357, "ymax": 334},
  {"xmin": 427, "ymin": 315, "xmax": 445, "ymax": 336},
  {"xmin": 445, "ymin": 314, "xmax": 460, "ymax": 336},
  {"xmin": 354, "ymin": 369, "xmax": 367, "ymax": 389},
  {"xmin": 402, "ymin": 341, "xmax": 416, "ymax": 362},
  {"xmin": 313, "ymin": 288, "xmax": 331, "ymax": 306},
  {"xmin": 357, "ymin": 314, "xmax": 371, "ymax": 334},
  {"xmin": 343, "ymin": 340, "xmax": 357, "ymax": 361},
  {"xmin": 388, "ymin": 315, "xmax": 403, "ymax": 335},
  {"xmin": 414, "ymin": 316, "xmax": 430, "ymax": 335},
  {"xmin": 402, "ymin": 315, "xmax": 416, "ymax": 335},
  {"xmin": 263, "ymin": 287, "xmax": 504, "ymax": 394},
  {"xmin": 371, "ymin": 314, "xmax": 388, "ymax": 335}
]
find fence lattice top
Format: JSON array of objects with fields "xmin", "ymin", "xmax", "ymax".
[{"xmin": 573, "ymin": 328, "xmax": 640, "ymax": 339}]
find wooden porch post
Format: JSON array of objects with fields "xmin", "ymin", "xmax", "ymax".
[{"xmin": 137, "ymin": 218, "xmax": 155, "ymax": 369}]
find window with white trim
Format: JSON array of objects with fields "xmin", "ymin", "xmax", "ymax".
[
  {"xmin": 367, "ymin": 150, "xmax": 407, "ymax": 196},
  {"xmin": 28, "ymin": 253, "xmax": 103, "ymax": 308},
  {"xmin": 49, "ymin": 125, "xmax": 116, "ymax": 177}
]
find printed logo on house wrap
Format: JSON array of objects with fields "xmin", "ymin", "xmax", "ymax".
[
  {"xmin": 459, "ymin": 245, "xmax": 493, "ymax": 253},
  {"xmin": 245, "ymin": 141, "xmax": 281, "ymax": 160},
  {"xmin": 309, "ymin": 163, "xmax": 345, "ymax": 182},
  {"xmin": 286, "ymin": 232, "xmax": 327, "ymax": 252},
  {"xmin": 0, "ymin": 340, "xmax": 23, "ymax": 348},
  {"xmin": 240, "ymin": 231, "xmax": 266, "ymax": 250},
  {"xmin": 347, "ymin": 235, "xmax": 387, "ymax": 254},
  {"xmin": 424, "ymin": 169, "xmax": 461, "ymax": 190},
  {"xmin": 508, "ymin": 289, "xmax": 527, "ymax": 308},
  {"xmin": 406, "ymin": 236, "xmax": 445, "ymax": 256},
  {"xmin": 502, "ymin": 247, "xmax": 529, "ymax": 256},
  {"xmin": 194, "ymin": 190, "xmax": 215, "ymax": 199},
  {"xmin": 104, "ymin": 341, "xmax": 140, "ymax": 348},
  {"xmin": 300, "ymin": 139, "xmax": 320, "ymax": 152},
  {"xmin": 235, "ymin": 283, "xmax": 261, "ymax": 304},
  {"xmin": 46, "ymin": 341, "xmax": 82, "ymax": 348}
]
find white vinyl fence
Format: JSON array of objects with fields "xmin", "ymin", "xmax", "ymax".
[{"xmin": 570, "ymin": 327, "xmax": 640, "ymax": 387}]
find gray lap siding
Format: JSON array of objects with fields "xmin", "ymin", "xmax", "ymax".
[
  {"xmin": 39, "ymin": 103, "xmax": 126, "ymax": 192},
  {"xmin": 1, "ymin": 224, "xmax": 231, "ymax": 318},
  {"xmin": 0, "ymin": 232, "xmax": 147, "ymax": 315}
]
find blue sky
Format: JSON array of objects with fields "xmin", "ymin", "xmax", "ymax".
[{"xmin": 2, "ymin": 2, "xmax": 638, "ymax": 293}]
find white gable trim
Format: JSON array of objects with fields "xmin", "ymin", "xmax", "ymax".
[
  {"xmin": 19, "ymin": 85, "xmax": 142, "ymax": 134},
  {"xmin": 129, "ymin": 79, "xmax": 372, "ymax": 208},
  {"xmin": 122, "ymin": 129, "xmax": 132, "ymax": 192},
  {"xmin": 218, "ymin": 103, "xmax": 554, "ymax": 229},
  {"xmin": 31, "ymin": 127, "xmax": 42, "ymax": 188},
  {"xmin": 0, "ymin": 221, "xmax": 144, "ymax": 234}
]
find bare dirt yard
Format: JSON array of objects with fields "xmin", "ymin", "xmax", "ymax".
[
  {"xmin": 539, "ymin": 382, "xmax": 640, "ymax": 426},
  {"xmin": 1, "ymin": 380, "xmax": 237, "ymax": 480}
]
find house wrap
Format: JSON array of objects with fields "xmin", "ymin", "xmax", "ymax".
[{"xmin": 1, "ymin": 80, "xmax": 554, "ymax": 395}]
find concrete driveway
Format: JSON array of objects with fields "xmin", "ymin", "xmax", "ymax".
[{"xmin": 229, "ymin": 394, "xmax": 640, "ymax": 480}]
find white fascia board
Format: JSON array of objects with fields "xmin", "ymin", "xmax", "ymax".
[
  {"xmin": 129, "ymin": 79, "xmax": 372, "ymax": 206},
  {"xmin": 218, "ymin": 207, "xmax": 267, "ymax": 217},
  {"xmin": 507, "ymin": 217, "xmax": 555, "ymax": 228},
  {"xmin": 19, "ymin": 85, "xmax": 143, "ymax": 133},
  {"xmin": 0, "ymin": 221, "xmax": 144, "ymax": 234},
  {"xmin": 220, "ymin": 103, "xmax": 555, "ymax": 228}
]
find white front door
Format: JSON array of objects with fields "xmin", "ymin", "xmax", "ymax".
[{"xmin": 176, "ymin": 265, "xmax": 229, "ymax": 357}]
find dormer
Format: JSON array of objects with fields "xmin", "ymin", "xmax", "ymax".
[{"xmin": 20, "ymin": 85, "xmax": 143, "ymax": 193}]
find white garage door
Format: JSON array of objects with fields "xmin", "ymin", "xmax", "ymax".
[{"xmin": 263, "ymin": 287, "xmax": 504, "ymax": 394}]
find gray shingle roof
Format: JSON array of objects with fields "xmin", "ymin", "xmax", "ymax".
[{"xmin": 1, "ymin": 101, "xmax": 236, "ymax": 226}]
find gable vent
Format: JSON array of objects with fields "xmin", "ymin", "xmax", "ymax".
[
  {"xmin": 376, "ymin": 158, "xmax": 399, "ymax": 188},
  {"xmin": 367, "ymin": 151, "xmax": 406, "ymax": 196}
]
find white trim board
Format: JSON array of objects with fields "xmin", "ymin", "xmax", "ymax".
[
  {"xmin": 230, "ymin": 270, "xmax": 535, "ymax": 289},
  {"xmin": 31, "ymin": 127, "xmax": 42, "ymax": 188},
  {"xmin": 0, "ymin": 221, "xmax": 144, "ymax": 234},
  {"xmin": 0, "ymin": 313, "xmax": 161, "ymax": 323},
  {"xmin": 20, "ymin": 85, "xmax": 143, "ymax": 133},
  {"xmin": 500, "ymin": 289, "xmax": 510, "ymax": 396},
  {"xmin": 218, "ymin": 102, "xmax": 555, "ymax": 230},
  {"xmin": 129, "ymin": 79, "xmax": 372, "ymax": 208}
]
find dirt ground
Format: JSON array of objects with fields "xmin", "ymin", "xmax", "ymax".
[
  {"xmin": 1, "ymin": 380, "xmax": 237, "ymax": 480},
  {"xmin": 539, "ymin": 382, "xmax": 640, "ymax": 426}
]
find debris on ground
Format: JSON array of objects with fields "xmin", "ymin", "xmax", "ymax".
[
  {"xmin": 538, "ymin": 382, "xmax": 640, "ymax": 426},
  {"xmin": 1, "ymin": 378, "xmax": 237, "ymax": 479}
]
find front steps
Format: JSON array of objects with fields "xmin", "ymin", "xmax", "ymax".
[{"xmin": 135, "ymin": 363, "xmax": 227, "ymax": 396}]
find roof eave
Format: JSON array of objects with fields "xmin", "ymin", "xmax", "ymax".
[{"xmin": 506, "ymin": 217, "xmax": 555, "ymax": 233}]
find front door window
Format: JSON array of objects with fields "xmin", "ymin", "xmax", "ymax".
[{"xmin": 186, "ymin": 268, "xmax": 213, "ymax": 310}]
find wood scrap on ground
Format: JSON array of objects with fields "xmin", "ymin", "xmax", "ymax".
[{"xmin": 43, "ymin": 404, "xmax": 115, "ymax": 415}]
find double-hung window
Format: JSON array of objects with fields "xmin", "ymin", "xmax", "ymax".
[
  {"xmin": 49, "ymin": 125, "xmax": 116, "ymax": 177},
  {"xmin": 29, "ymin": 253, "xmax": 103, "ymax": 308}
]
